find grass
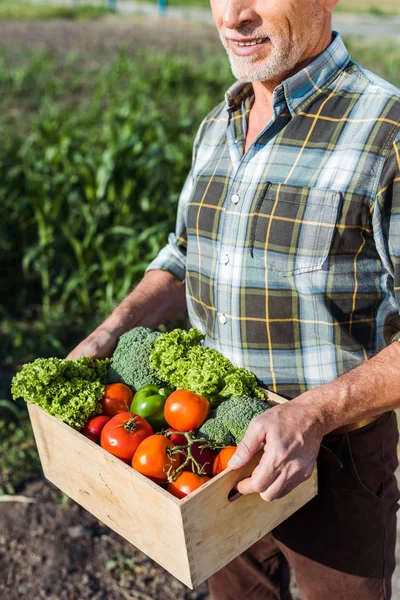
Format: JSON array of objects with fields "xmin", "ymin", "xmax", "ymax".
[{"xmin": 0, "ymin": 1, "xmax": 108, "ymax": 20}]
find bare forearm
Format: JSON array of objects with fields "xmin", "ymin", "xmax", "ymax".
[
  {"xmin": 101, "ymin": 270, "xmax": 186, "ymax": 336},
  {"xmin": 294, "ymin": 341, "xmax": 400, "ymax": 435},
  {"xmin": 67, "ymin": 269, "xmax": 186, "ymax": 359}
]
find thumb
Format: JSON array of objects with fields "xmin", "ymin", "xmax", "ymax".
[{"xmin": 228, "ymin": 423, "xmax": 265, "ymax": 469}]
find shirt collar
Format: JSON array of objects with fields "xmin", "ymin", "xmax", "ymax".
[{"xmin": 225, "ymin": 32, "xmax": 350, "ymax": 117}]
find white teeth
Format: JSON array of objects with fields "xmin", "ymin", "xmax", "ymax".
[{"xmin": 235, "ymin": 38, "xmax": 266, "ymax": 47}]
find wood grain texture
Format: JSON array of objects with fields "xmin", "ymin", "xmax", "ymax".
[
  {"xmin": 28, "ymin": 391, "xmax": 318, "ymax": 590},
  {"xmin": 28, "ymin": 404, "xmax": 193, "ymax": 587}
]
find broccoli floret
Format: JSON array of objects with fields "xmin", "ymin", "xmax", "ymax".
[
  {"xmin": 107, "ymin": 327, "xmax": 166, "ymax": 390},
  {"xmin": 198, "ymin": 396, "xmax": 271, "ymax": 446},
  {"xmin": 197, "ymin": 413, "xmax": 235, "ymax": 446},
  {"xmin": 150, "ymin": 328, "xmax": 264, "ymax": 404}
]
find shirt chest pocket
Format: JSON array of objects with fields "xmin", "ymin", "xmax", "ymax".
[{"xmin": 249, "ymin": 183, "xmax": 342, "ymax": 276}]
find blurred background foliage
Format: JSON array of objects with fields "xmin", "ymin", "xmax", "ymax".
[
  {"xmin": 0, "ymin": 49, "xmax": 233, "ymax": 369},
  {"xmin": 0, "ymin": 6, "xmax": 400, "ymax": 492}
]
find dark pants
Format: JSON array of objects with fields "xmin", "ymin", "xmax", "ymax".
[{"xmin": 208, "ymin": 411, "xmax": 400, "ymax": 600}]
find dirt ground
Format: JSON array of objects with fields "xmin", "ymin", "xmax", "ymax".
[{"xmin": 0, "ymin": 478, "xmax": 210, "ymax": 600}]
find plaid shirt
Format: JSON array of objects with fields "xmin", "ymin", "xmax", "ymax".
[{"xmin": 146, "ymin": 32, "xmax": 400, "ymax": 399}]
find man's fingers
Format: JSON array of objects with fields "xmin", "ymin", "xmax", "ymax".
[
  {"xmin": 228, "ymin": 417, "xmax": 266, "ymax": 469},
  {"xmin": 260, "ymin": 464, "xmax": 313, "ymax": 502},
  {"xmin": 235, "ymin": 450, "xmax": 278, "ymax": 494}
]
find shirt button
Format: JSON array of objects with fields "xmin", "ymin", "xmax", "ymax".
[
  {"xmin": 219, "ymin": 314, "xmax": 227, "ymax": 325},
  {"xmin": 222, "ymin": 253, "xmax": 230, "ymax": 265},
  {"xmin": 231, "ymin": 194, "xmax": 240, "ymax": 204}
]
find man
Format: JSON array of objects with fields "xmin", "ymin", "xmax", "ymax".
[{"xmin": 69, "ymin": 0, "xmax": 400, "ymax": 598}]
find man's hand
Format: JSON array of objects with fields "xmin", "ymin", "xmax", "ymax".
[
  {"xmin": 228, "ymin": 400, "xmax": 324, "ymax": 502},
  {"xmin": 67, "ymin": 327, "xmax": 119, "ymax": 360}
]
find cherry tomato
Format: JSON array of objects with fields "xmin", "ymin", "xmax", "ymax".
[
  {"xmin": 213, "ymin": 446, "xmax": 237, "ymax": 476},
  {"xmin": 82, "ymin": 415, "xmax": 111, "ymax": 443},
  {"xmin": 132, "ymin": 434, "xmax": 182, "ymax": 483},
  {"xmin": 166, "ymin": 428, "xmax": 188, "ymax": 447},
  {"xmin": 184, "ymin": 442, "xmax": 216, "ymax": 477},
  {"xmin": 100, "ymin": 411, "xmax": 152, "ymax": 463},
  {"xmin": 168, "ymin": 472, "xmax": 211, "ymax": 499},
  {"xmin": 100, "ymin": 383, "xmax": 134, "ymax": 417},
  {"xmin": 164, "ymin": 390, "xmax": 210, "ymax": 432}
]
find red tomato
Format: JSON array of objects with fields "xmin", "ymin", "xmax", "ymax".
[
  {"xmin": 100, "ymin": 412, "xmax": 152, "ymax": 463},
  {"xmin": 168, "ymin": 472, "xmax": 211, "ymax": 499},
  {"xmin": 82, "ymin": 415, "xmax": 111, "ymax": 443},
  {"xmin": 164, "ymin": 390, "xmax": 210, "ymax": 432},
  {"xmin": 166, "ymin": 428, "xmax": 188, "ymax": 447},
  {"xmin": 184, "ymin": 443, "xmax": 216, "ymax": 478},
  {"xmin": 213, "ymin": 446, "xmax": 237, "ymax": 476},
  {"xmin": 101, "ymin": 383, "xmax": 134, "ymax": 417},
  {"xmin": 132, "ymin": 434, "xmax": 182, "ymax": 483}
]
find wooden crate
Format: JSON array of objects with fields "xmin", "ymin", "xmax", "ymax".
[{"xmin": 28, "ymin": 392, "xmax": 317, "ymax": 589}]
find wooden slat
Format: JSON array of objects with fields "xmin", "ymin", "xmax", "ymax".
[
  {"xmin": 28, "ymin": 404, "xmax": 193, "ymax": 588},
  {"xmin": 180, "ymin": 453, "xmax": 317, "ymax": 587}
]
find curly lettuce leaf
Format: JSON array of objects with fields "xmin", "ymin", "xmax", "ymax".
[{"xmin": 11, "ymin": 357, "xmax": 109, "ymax": 430}]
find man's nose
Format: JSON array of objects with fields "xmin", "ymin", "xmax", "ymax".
[{"xmin": 222, "ymin": 0, "xmax": 258, "ymax": 30}]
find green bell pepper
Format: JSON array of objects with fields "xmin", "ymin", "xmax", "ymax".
[{"xmin": 130, "ymin": 384, "xmax": 173, "ymax": 432}]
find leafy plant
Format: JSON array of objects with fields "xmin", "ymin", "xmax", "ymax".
[
  {"xmin": 0, "ymin": 417, "xmax": 41, "ymax": 495},
  {"xmin": 0, "ymin": 49, "xmax": 232, "ymax": 365}
]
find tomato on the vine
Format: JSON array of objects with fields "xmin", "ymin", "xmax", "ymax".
[
  {"xmin": 213, "ymin": 446, "xmax": 237, "ymax": 476},
  {"xmin": 132, "ymin": 434, "xmax": 182, "ymax": 483},
  {"xmin": 184, "ymin": 442, "xmax": 216, "ymax": 478},
  {"xmin": 164, "ymin": 390, "xmax": 210, "ymax": 432},
  {"xmin": 166, "ymin": 428, "xmax": 188, "ymax": 447},
  {"xmin": 101, "ymin": 383, "xmax": 133, "ymax": 417},
  {"xmin": 82, "ymin": 415, "xmax": 111, "ymax": 443},
  {"xmin": 168, "ymin": 472, "xmax": 211, "ymax": 499},
  {"xmin": 100, "ymin": 411, "xmax": 152, "ymax": 463}
]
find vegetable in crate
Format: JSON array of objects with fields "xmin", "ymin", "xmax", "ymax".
[
  {"xmin": 100, "ymin": 412, "xmax": 153, "ymax": 463},
  {"xmin": 130, "ymin": 384, "xmax": 173, "ymax": 432},
  {"xmin": 213, "ymin": 446, "xmax": 237, "ymax": 476},
  {"xmin": 131, "ymin": 434, "xmax": 182, "ymax": 483},
  {"xmin": 82, "ymin": 415, "xmax": 111, "ymax": 443},
  {"xmin": 164, "ymin": 389, "xmax": 210, "ymax": 431},
  {"xmin": 11, "ymin": 357, "xmax": 109, "ymax": 430},
  {"xmin": 101, "ymin": 382, "xmax": 133, "ymax": 416},
  {"xmin": 150, "ymin": 328, "xmax": 264, "ymax": 405},
  {"xmin": 168, "ymin": 472, "xmax": 211, "ymax": 499},
  {"xmin": 107, "ymin": 327, "xmax": 166, "ymax": 390},
  {"xmin": 199, "ymin": 396, "xmax": 271, "ymax": 446}
]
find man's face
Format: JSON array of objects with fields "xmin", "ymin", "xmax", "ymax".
[{"xmin": 211, "ymin": 0, "xmax": 332, "ymax": 83}]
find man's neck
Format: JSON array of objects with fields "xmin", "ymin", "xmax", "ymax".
[{"xmin": 244, "ymin": 23, "xmax": 333, "ymax": 153}]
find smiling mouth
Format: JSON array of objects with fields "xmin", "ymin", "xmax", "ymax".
[{"xmin": 233, "ymin": 38, "xmax": 269, "ymax": 47}]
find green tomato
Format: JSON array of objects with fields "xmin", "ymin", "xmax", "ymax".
[{"xmin": 130, "ymin": 384, "xmax": 173, "ymax": 432}]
